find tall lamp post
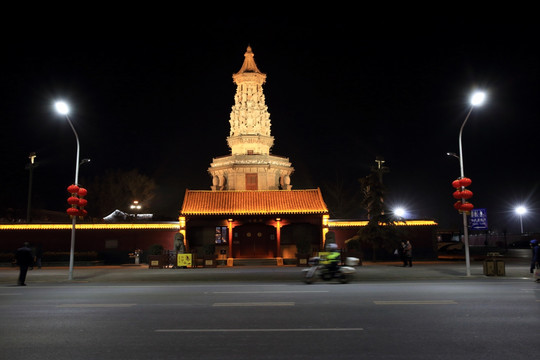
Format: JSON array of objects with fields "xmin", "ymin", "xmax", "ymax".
[
  {"xmin": 515, "ymin": 206, "xmax": 526, "ymax": 234},
  {"xmin": 458, "ymin": 91, "xmax": 486, "ymax": 277},
  {"xmin": 55, "ymin": 101, "xmax": 80, "ymax": 281},
  {"xmin": 26, "ymin": 152, "xmax": 37, "ymax": 223}
]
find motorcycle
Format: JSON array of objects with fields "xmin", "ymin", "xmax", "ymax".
[{"xmin": 302, "ymin": 256, "xmax": 359, "ymax": 284}]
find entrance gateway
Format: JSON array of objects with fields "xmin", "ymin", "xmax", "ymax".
[
  {"xmin": 233, "ymin": 224, "xmax": 276, "ymax": 258},
  {"xmin": 180, "ymin": 189, "xmax": 329, "ymax": 261}
]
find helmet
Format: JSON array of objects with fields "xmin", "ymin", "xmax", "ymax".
[
  {"xmin": 326, "ymin": 243, "xmax": 338, "ymax": 251},
  {"xmin": 530, "ymin": 239, "xmax": 538, "ymax": 246}
]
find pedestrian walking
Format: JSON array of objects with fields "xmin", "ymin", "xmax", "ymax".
[
  {"xmin": 403, "ymin": 240, "xmax": 413, "ymax": 267},
  {"xmin": 15, "ymin": 242, "xmax": 34, "ymax": 286}
]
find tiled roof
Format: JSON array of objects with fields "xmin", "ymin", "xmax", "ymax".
[{"xmin": 181, "ymin": 188, "xmax": 329, "ymax": 216}]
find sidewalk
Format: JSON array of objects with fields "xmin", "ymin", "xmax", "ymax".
[{"xmin": 0, "ymin": 257, "xmax": 535, "ymax": 285}]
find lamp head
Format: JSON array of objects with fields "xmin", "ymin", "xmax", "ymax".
[
  {"xmin": 470, "ymin": 92, "xmax": 486, "ymax": 107},
  {"xmin": 393, "ymin": 207, "xmax": 406, "ymax": 217},
  {"xmin": 54, "ymin": 101, "xmax": 70, "ymax": 115}
]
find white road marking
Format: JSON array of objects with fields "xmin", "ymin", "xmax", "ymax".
[
  {"xmin": 212, "ymin": 302, "xmax": 294, "ymax": 307},
  {"xmin": 57, "ymin": 304, "xmax": 137, "ymax": 308},
  {"xmin": 156, "ymin": 328, "xmax": 364, "ymax": 332},
  {"xmin": 213, "ymin": 291, "xmax": 328, "ymax": 294},
  {"xmin": 374, "ymin": 300, "xmax": 457, "ymax": 305}
]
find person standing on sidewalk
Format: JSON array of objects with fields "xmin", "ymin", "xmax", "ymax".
[
  {"xmin": 530, "ymin": 239, "xmax": 539, "ymax": 282},
  {"xmin": 34, "ymin": 243, "xmax": 43, "ymax": 269},
  {"xmin": 15, "ymin": 242, "xmax": 34, "ymax": 286},
  {"xmin": 399, "ymin": 240, "xmax": 407, "ymax": 266},
  {"xmin": 403, "ymin": 240, "xmax": 413, "ymax": 267}
]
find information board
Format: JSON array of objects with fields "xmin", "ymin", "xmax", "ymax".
[
  {"xmin": 177, "ymin": 253, "xmax": 193, "ymax": 267},
  {"xmin": 470, "ymin": 208, "xmax": 488, "ymax": 230}
]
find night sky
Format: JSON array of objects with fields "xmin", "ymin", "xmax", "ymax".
[{"xmin": 2, "ymin": 20, "xmax": 539, "ymax": 233}]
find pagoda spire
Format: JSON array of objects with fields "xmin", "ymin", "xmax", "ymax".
[
  {"xmin": 228, "ymin": 46, "xmax": 273, "ymax": 152},
  {"xmin": 208, "ymin": 46, "xmax": 294, "ymax": 191},
  {"xmin": 234, "ymin": 45, "xmax": 263, "ymax": 75}
]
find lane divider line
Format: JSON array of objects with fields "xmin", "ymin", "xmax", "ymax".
[
  {"xmin": 212, "ymin": 302, "xmax": 294, "ymax": 307},
  {"xmin": 374, "ymin": 300, "xmax": 457, "ymax": 305},
  {"xmin": 57, "ymin": 304, "xmax": 137, "ymax": 308},
  {"xmin": 156, "ymin": 328, "xmax": 364, "ymax": 332}
]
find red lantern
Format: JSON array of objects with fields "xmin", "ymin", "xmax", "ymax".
[
  {"xmin": 78, "ymin": 209, "xmax": 88, "ymax": 218},
  {"xmin": 66, "ymin": 207, "xmax": 79, "ymax": 216},
  {"xmin": 460, "ymin": 189, "xmax": 473, "ymax": 199},
  {"xmin": 67, "ymin": 184, "xmax": 79, "ymax": 194},
  {"xmin": 453, "ymin": 201, "xmax": 462, "ymax": 210},
  {"xmin": 78, "ymin": 188, "xmax": 88, "ymax": 197},
  {"xmin": 78, "ymin": 198, "xmax": 88, "ymax": 207},
  {"xmin": 452, "ymin": 179, "xmax": 461, "ymax": 188},
  {"xmin": 67, "ymin": 196, "xmax": 79, "ymax": 206},
  {"xmin": 459, "ymin": 177, "xmax": 472, "ymax": 187},
  {"xmin": 460, "ymin": 202, "xmax": 474, "ymax": 212},
  {"xmin": 453, "ymin": 190, "xmax": 473, "ymax": 199}
]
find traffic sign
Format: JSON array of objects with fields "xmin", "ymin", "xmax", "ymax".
[{"xmin": 470, "ymin": 208, "xmax": 488, "ymax": 230}]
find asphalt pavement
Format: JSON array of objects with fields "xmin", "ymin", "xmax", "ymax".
[{"xmin": 0, "ymin": 256, "xmax": 536, "ymax": 285}]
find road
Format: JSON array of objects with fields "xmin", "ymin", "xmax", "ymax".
[{"xmin": 1, "ymin": 264, "xmax": 538, "ymax": 360}]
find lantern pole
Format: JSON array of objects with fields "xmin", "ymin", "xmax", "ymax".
[
  {"xmin": 55, "ymin": 101, "xmax": 79, "ymax": 281},
  {"xmin": 457, "ymin": 91, "xmax": 486, "ymax": 277}
]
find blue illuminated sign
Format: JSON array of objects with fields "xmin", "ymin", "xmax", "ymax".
[{"xmin": 470, "ymin": 208, "xmax": 488, "ymax": 230}]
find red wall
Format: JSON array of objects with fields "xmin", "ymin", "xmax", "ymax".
[{"xmin": 1, "ymin": 229, "xmax": 177, "ymax": 255}]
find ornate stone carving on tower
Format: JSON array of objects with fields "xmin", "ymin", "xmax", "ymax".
[{"xmin": 208, "ymin": 46, "xmax": 294, "ymax": 191}]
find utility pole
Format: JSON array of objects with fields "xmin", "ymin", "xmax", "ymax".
[
  {"xmin": 362, "ymin": 156, "xmax": 390, "ymax": 220},
  {"xmin": 26, "ymin": 152, "xmax": 37, "ymax": 223},
  {"xmin": 372, "ymin": 156, "xmax": 389, "ymax": 215}
]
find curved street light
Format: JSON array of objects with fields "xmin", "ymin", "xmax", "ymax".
[
  {"xmin": 55, "ymin": 101, "xmax": 80, "ymax": 281},
  {"xmin": 514, "ymin": 206, "xmax": 527, "ymax": 234},
  {"xmin": 458, "ymin": 91, "xmax": 486, "ymax": 277}
]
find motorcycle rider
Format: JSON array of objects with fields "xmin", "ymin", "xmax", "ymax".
[
  {"xmin": 303, "ymin": 242, "xmax": 355, "ymax": 284},
  {"xmin": 325, "ymin": 243, "xmax": 341, "ymax": 276}
]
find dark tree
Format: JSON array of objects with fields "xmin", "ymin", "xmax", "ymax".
[
  {"xmin": 321, "ymin": 171, "xmax": 362, "ymax": 219},
  {"xmin": 356, "ymin": 157, "xmax": 401, "ymax": 261},
  {"xmin": 82, "ymin": 169, "xmax": 156, "ymax": 218}
]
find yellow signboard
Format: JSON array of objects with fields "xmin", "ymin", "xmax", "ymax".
[{"xmin": 177, "ymin": 253, "xmax": 193, "ymax": 267}]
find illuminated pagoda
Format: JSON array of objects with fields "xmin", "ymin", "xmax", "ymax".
[
  {"xmin": 208, "ymin": 45, "xmax": 293, "ymax": 191},
  {"xmin": 180, "ymin": 46, "xmax": 329, "ymax": 264}
]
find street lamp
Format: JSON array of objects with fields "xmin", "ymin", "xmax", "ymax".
[
  {"xmin": 130, "ymin": 200, "xmax": 142, "ymax": 211},
  {"xmin": 515, "ymin": 206, "xmax": 527, "ymax": 234},
  {"xmin": 393, "ymin": 207, "xmax": 406, "ymax": 218},
  {"xmin": 457, "ymin": 91, "xmax": 486, "ymax": 277},
  {"xmin": 26, "ymin": 152, "xmax": 37, "ymax": 223},
  {"xmin": 55, "ymin": 101, "xmax": 80, "ymax": 281},
  {"xmin": 446, "ymin": 152, "xmax": 459, "ymax": 160},
  {"xmin": 130, "ymin": 200, "xmax": 142, "ymax": 220}
]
